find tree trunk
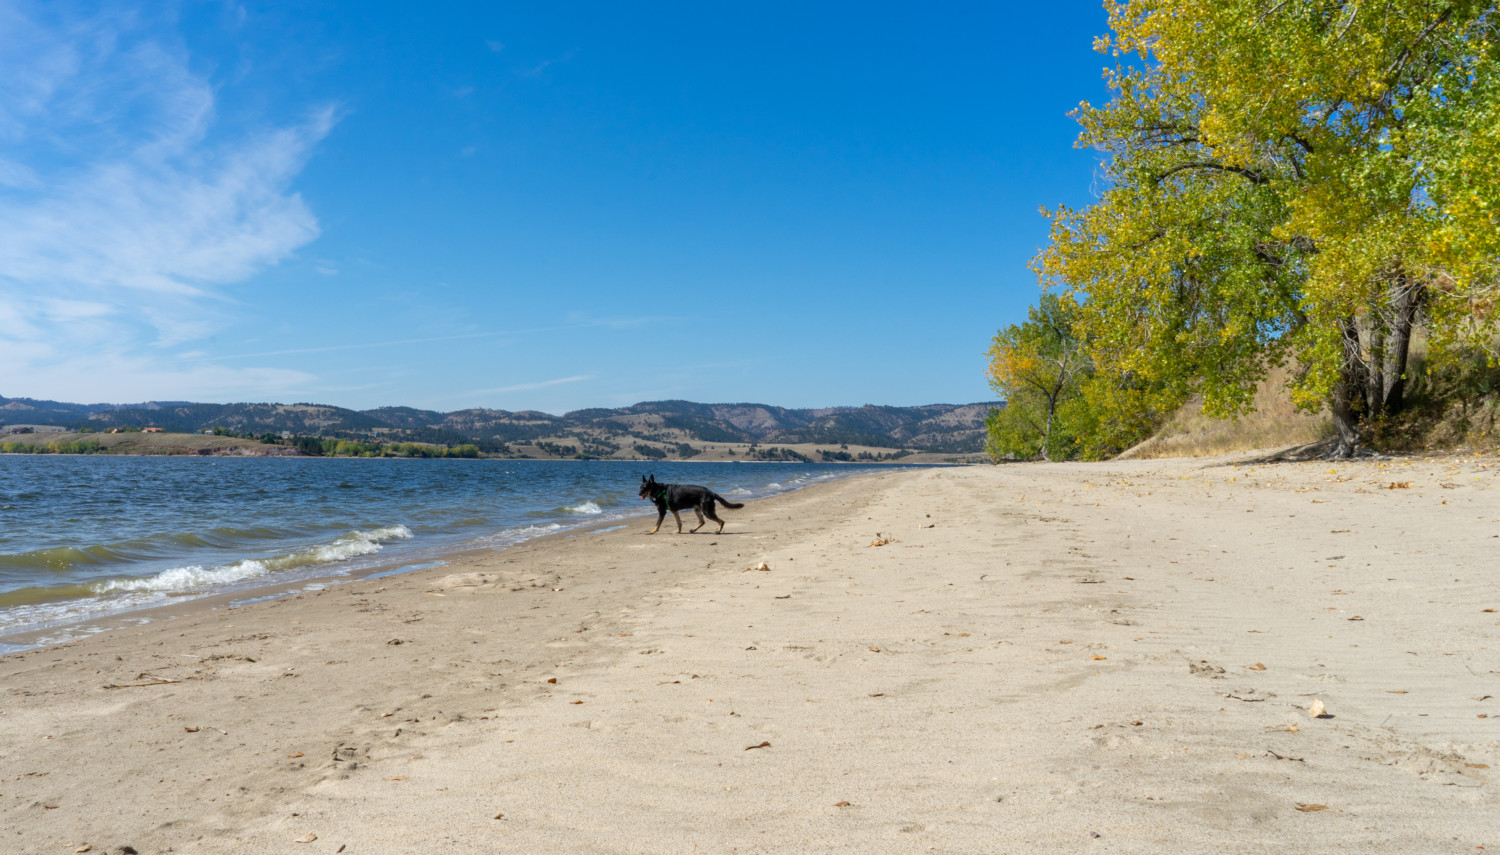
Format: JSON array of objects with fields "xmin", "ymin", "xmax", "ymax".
[
  {"xmin": 1381, "ymin": 278, "xmax": 1423, "ymax": 413},
  {"xmin": 1040, "ymin": 394, "xmax": 1057, "ymax": 461},
  {"xmin": 1330, "ymin": 317, "xmax": 1363, "ymax": 458},
  {"xmin": 1366, "ymin": 322, "xmax": 1385, "ymax": 416}
]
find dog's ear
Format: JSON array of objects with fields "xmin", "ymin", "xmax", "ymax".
[{"xmin": 641, "ymin": 475, "xmax": 647, "ymax": 483}]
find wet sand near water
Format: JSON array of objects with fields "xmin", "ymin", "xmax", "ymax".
[{"xmin": 2, "ymin": 456, "xmax": 1496, "ymax": 853}]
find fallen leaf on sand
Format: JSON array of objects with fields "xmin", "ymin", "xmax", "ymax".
[
  {"xmin": 295, "ymin": 833, "xmax": 318, "ymax": 843},
  {"xmin": 1295, "ymin": 804, "xmax": 1328, "ymax": 812},
  {"xmin": 288, "ymin": 752, "xmax": 304, "ymax": 758},
  {"xmin": 868, "ymin": 646, "xmax": 880, "ymax": 652},
  {"xmin": 834, "ymin": 801, "xmax": 851, "ymax": 807},
  {"xmin": 1484, "ymin": 608, "xmax": 1497, "ymax": 613},
  {"xmin": 184, "ymin": 726, "xmax": 199, "ymax": 733},
  {"xmin": 75, "ymin": 846, "xmax": 92, "ymax": 853},
  {"xmin": 570, "ymin": 700, "xmax": 583, "ymax": 705},
  {"xmin": 1308, "ymin": 699, "xmax": 1327, "ymax": 718},
  {"xmin": 493, "ymin": 813, "xmax": 504, "ymax": 820},
  {"xmin": 383, "ymin": 776, "xmax": 407, "ymax": 781},
  {"xmin": 868, "ymin": 533, "xmax": 898, "ymax": 547},
  {"xmin": 1247, "ymin": 663, "xmax": 1267, "ymax": 671},
  {"xmin": 1348, "ymin": 616, "xmax": 1364, "ymax": 621},
  {"xmin": 745, "ymin": 741, "xmax": 771, "ymax": 751},
  {"xmin": 546, "ymin": 678, "xmax": 557, "ymax": 684},
  {"xmin": 1386, "ymin": 690, "xmax": 1408, "ymax": 694},
  {"xmin": 1466, "ymin": 763, "xmax": 1491, "ymax": 769},
  {"xmin": 379, "ymin": 712, "xmax": 393, "ymax": 717},
  {"xmin": 743, "ymin": 562, "xmax": 771, "ymax": 572},
  {"xmin": 1090, "ymin": 655, "xmax": 1108, "ymax": 660}
]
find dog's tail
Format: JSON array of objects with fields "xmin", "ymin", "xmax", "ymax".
[{"xmin": 711, "ymin": 491, "xmax": 744, "ymax": 510}]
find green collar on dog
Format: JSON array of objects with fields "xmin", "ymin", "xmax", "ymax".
[{"xmin": 653, "ymin": 487, "xmax": 669, "ymax": 501}]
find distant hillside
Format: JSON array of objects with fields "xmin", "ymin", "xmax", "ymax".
[{"xmin": 0, "ymin": 395, "xmax": 1000, "ymax": 455}]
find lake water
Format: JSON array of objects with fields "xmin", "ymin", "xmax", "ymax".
[{"xmin": 0, "ymin": 456, "xmax": 908, "ymax": 648}]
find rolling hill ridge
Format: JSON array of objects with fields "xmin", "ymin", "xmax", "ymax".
[{"xmin": 0, "ymin": 396, "xmax": 1000, "ymax": 455}]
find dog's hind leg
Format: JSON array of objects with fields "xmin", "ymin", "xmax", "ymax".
[
  {"xmin": 690, "ymin": 505, "xmax": 707, "ymax": 533},
  {"xmin": 704, "ymin": 505, "xmax": 726, "ymax": 533}
]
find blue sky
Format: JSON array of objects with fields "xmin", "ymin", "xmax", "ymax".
[{"xmin": 0, "ymin": 1, "xmax": 1110, "ymax": 414}]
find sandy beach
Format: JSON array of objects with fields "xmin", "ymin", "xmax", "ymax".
[{"xmin": 3, "ymin": 455, "xmax": 1497, "ymax": 853}]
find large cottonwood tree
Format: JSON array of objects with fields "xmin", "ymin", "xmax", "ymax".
[{"xmin": 1036, "ymin": 0, "xmax": 1500, "ymax": 456}]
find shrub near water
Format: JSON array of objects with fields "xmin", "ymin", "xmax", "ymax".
[{"xmin": 0, "ymin": 439, "xmax": 102, "ymax": 454}]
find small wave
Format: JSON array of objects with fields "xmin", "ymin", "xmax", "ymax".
[
  {"xmin": 564, "ymin": 501, "xmax": 603, "ymax": 515},
  {"xmin": 0, "ymin": 543, "xmax": 129, "ymax": 573},
  {"xmin": 0, "ymin": 524, "xmax": 306, "ymax": 574},
  {"xmin": 474, "ymin": 523, "xmax": 564, "ymax": 549},
  {"xmin": 90, "ymin": 526, "xmax": 413, "ymax": 595}
]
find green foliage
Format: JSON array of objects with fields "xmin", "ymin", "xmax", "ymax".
[
  {"xmin": 746, "ymin": 446, "xmax": 811, "ymax": 462},
  {"xmin": 986, "ymin": 294, "xmax": 1168, "ymax": 460},
  {"xmin": 1, "ymin": 439, "xmax": 102, "ymax": 455},
  {"xmin": 984, "ymin": 397, "xmax": 1048, "ymax": 461},
  {"xmin": 633, "ymin": 443, "xmax": 667, "ymax": 459},
  {"xmin": 985, "ymin": 294, "xmax": 1093, "ymax": 460},
  {"xmin": 1033, "ymin": 0, "xmax": 1500, "ymax": 456}
]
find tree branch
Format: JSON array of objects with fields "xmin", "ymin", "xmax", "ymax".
[
  {"xmin": 1385, "ymin": 6, "xmax": 1455, "ymax": 85},
  {"xmin": 1153, "ymin": 161, "xmax": 1271, "ymax": 186}
]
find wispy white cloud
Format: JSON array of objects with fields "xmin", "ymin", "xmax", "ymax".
[
  {"xmin": 0, "ymin": 4, "xmax": 334, "ymax": 402},
  {"xmin": 485, "ymin": 39, "xmax": 505, "ymax": 53},
  {"xmin": 208, "ymin": 319, "xmax": 642, "ymax": 362},
  {"xmin": 457, "ymin": 375, "xmax": 592, "ymax": 398},
  {"xmin": 212, "ymin": 330, "xmax": 512, "ymax": 361},
  {"xmin": 521, "ymin": 48, "xmax": 578, "ymax": 77}
]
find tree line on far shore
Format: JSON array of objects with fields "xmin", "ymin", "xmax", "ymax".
[{"xmin": 988, "ymin": 1, "xmax": 1500, "ymax": 461}]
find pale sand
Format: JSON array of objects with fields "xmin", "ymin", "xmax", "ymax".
[{"xmin": 2, "ymin": 456, "xmax": 1497, "ymax": 853}]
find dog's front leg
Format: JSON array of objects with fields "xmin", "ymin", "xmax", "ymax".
[
  {"xmin": 672, "ymin": 510, "xmax": 684, "ymax": 533},
  {"xmin": 648, "ymin": 508, "xmax": 666, "ymax": 534}
]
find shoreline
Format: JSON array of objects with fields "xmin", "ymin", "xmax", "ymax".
[
  {"xmin": 3, "ymin": 454, "xmax": 1496, "ymax": 852},
  {"xmin": 1, "ymin": 462, "xmax": 928, "ymax": 654}
]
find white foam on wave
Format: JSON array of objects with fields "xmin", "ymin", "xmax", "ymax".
[
  {"xmin": 91, "ymin": 526, "xmax": 414, "ymax": 595},
  {"xmin": 564, "ymin": 501, "xmax": 603, "ymax": 515}
]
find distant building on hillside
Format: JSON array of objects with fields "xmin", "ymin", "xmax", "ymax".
[{"xmin": 142, "ymin": 427, "xmax": 165, "ymax": 433}]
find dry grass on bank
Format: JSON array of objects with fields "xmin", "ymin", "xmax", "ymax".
[{"xmin": 1119, "ymin": 368, "xmax": 1331, "ymax": 459}]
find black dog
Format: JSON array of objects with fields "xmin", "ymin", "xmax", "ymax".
[{"xmin": 639, "ymin": 474, "xmax": 744, "ymax": 534}]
